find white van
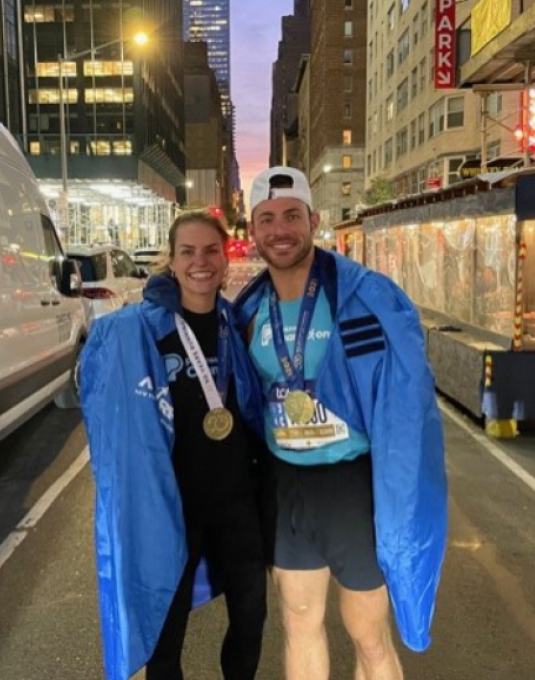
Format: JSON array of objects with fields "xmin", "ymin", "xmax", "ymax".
[{"xmin": 0, "ymin": 124, "xmax": 86, "ymax": 441}]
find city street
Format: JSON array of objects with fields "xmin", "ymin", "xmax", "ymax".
[{"xmin": 1, "ymin": 262, "xmax": 535, "ymax": 680}]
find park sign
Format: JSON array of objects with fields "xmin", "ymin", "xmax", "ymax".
[{"xmin": 435, "ymin": 0, "xmax": 456, "ymax": 89}]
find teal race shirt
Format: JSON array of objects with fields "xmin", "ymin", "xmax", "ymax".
[{"xmin": 249, "ymin": 287, "xmax": 370, "ymax": 465}]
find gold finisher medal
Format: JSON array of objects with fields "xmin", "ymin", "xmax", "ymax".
[
  {"xmin": 284, "ymin": 390, "xmax": 315, "ymax": 425},
  {"xmin": 203, "ymin": 407, "xmax": 234, "ymax": 441}
]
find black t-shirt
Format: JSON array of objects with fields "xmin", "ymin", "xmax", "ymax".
[{"xmin": 156, "ymin": 307, "xmax": 255, "ymax": 510}]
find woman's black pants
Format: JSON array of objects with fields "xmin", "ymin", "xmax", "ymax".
[{"xmin": 145, "ymin": 495, "xmax": 267, "ymax": 680}]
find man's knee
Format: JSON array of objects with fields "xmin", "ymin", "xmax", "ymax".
[{"xmin": 351, "ymin": 628, "xmax": 391, "ymax": 664}]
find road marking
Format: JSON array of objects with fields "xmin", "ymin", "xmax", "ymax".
[
  {"xmin": 439, "ymin": 398, "xmax": 535, "ymax": 495},
  {"xmin": 0, "ymin": 447, "xmax": 89, "ymax": 570}
]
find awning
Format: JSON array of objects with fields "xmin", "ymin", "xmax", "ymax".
[{"xmin": 459, "ymin": 3, "xmax": 535, "ymax": 86}]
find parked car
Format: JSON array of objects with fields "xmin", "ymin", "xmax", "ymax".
[
  {"xmin": 0, "ymin": 124, "xmax": 86, "ymax": 440},
  {"xmin": 66, "ymin": 245, "xmax": 146, "ymax": 327},
  {"xmin": 131, "ymin": 247, "xmax": 163, "ymax": 273}
]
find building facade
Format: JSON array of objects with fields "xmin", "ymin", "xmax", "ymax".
[
  {"xmin": 184, "ymin": 41, "xmax": 224, "ymax": 208},
  {"xmin": 0, "ymin": 0, "xmax": 22, "ymax": 132},
  {"xmin": 365, "ymin": 0, "xmax": 519, "ymax": 197},
  {"xmin": 270, "ymin": 0, "xmax": 310, "ymax": 167},
  {"xmin": 307, "ymin": 0, "xmax": 368, "ymax": 231},
  {"xmin": 183, "ymin": 0, "xmax": 231, "ymax": 118},
  {"xmin": 18, "ymin": 0, "xmax": 186, "ymax": 247},
  {"xmin": 183, "ymin": 0, "xmax": 238, "ymax": 218}
]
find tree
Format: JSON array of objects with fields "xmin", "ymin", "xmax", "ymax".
[{"xmin": 364, "ymin": 175, "xmax": 397, "ymax": 205}]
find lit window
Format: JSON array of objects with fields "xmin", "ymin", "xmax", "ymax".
[
  {"xmin": 112, "ymin": 140, "xmax": 133, "ymax": 156},
  {"xmin": 36, "ymin": 62, "xmax": 76, "ymax": 77},
  {"xmin": 89, "ymin": 141, "xmax": 111, "ymax": 156},
  {"xmin": 29, "ymin": 89, "xmax": 78, "ymax": 104},
  {"xmin": 85, "ymin": 88, "xmax": 134, "ymax": 104},
  {"xmin": 342, "ymin": 182, "xmax": 351, "ymax": 196},
  {"xmin": 342, "ymin": 155, "xmax": 352, "ymax": 169},
  {"xmin": 343, "ymin": 130, "xmax": 352, "ymax": 145},
  {"xmin": 84, "ymin": 61, "xmax": 134, "ymax": 77}
]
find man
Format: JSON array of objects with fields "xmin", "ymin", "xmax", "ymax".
[{"xmin": 234, "ymin": 167, "xmax": 447, "ymax": 680}]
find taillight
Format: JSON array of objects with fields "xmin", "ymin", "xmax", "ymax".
[{"xmin": 82, "ymin": 287, "xmax": 118, "ymax": 299}]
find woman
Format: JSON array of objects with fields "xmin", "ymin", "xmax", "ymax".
[{"xmin": 81, "ymin": 211, "xmax": 266, "ymax": 680}]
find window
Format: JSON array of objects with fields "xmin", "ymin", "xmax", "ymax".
[
  {"xmin": 396, "ymin": 127, "xmax": 408, "ymax": 157},
  {"xmin": 345, "ymin": 0, "xmax": 353, "ymax": 7},
  {"xmin": 430, "ymin": 48, "xmax": 435, "ymax": 83},
  {"xmin": 421, "ymin": 2, "xmax": 428, "ymax": 36},
  {"xmin": 447, "ymin": 157, "xmax": 465, "ymax": 185},
  {"xmin": 429, "ymin": 100, "xmax": 445, "ymax": 138},
  {"xmin": 386, "ymin": 95, "xmax": 394, "ymax": 122},
  {"xmin": 343, "ymin": 155, "xmax": 352, "ymax": 169},
  {"xmin": 410, "ymin": 119, "xmax": 417, "ymax": 150},
  {"xmin": 344, "ymin": 21, "xmax": 353, "ymax": 38},
  {"xmin": 29, "ymin": 88, "xmax": 77, "ymax": 104},
  {"xmin": 111, "ymin": 250, "xmax": 138, "ymax": 278},
  {"xmin": 342, "ymin": 182, "xmax": 352, "ymax": 196},
  {"xmin": 85, "ymin": 88, "xmax": 134, "ymax": 103},
  {"xmin": 387, "ymin": 4, "xmax": 395, "ymax": 31},
  {"xmin": 413, "ymin": 13, "xmax": 419, "ymax": 45},
  {"xmin": 343, "ymin": 76, "xmax": 353, "ymax": 92},
  {"xmin": 400, "ymin": 0, "xmax": 410, "ymax": 13},
  {"xmin": 342, "ymin": 208, "xmax": 351, "ymax": 221},
  {"xmin": 42, "ymin": 215, "xmax": 64, "ymax": 278},
  {"xmin": 397, "ymin": 78, "xmax": 409, "ymax": 112},
  {"xmin": 418, "ymin": 113, "xmax": 425, "ymax": 145},
  {"xmin": 343, "ymin": 50, "xmax": 353, "ymax": 65},
  {"xmin": 447, "ymin": 96, "xmax": 465, "ymax": 128},
  {"xmin": 36, "ymin": 61, "xmax": 76, "ymax": 77},
  {"xmin": 84, "ymin": 61, "xmax": 134, "ymax": 77},
  {"xmin": 411, "ymin": 67, "xmax": 418, "ymax": 99},
  {"xmin": 25, "ymin": 6, "xmax": 74, "ymax": 22},
  {"xmin": 344, "ymin": 104, "xmax": 351, "ymax": 119},
  {"xmin": 385, "ymin": 138, "xmax": 393, "ymax": 166},
  {"xmin": 386, "ymin": 50, "xmax": 395, "ymax": 79},
  {"xmin": 419, "ymin": 57, "xmax": 427, "ymax": 92},
  {"xmin": 398, "ymin": 29, "xmax": 410, "ymax": 65},
  {"xmin": 372, "ymin": 111, "xmax": 378, "ymax": 135},
  {"xmin": 343, "ymin": 130, "xmax": 352, "ymax": 145}
]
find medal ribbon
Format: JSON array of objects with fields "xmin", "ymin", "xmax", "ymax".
[
  {"xmin": 268, "ymin": 263, "xmax": 321, "ymax": 392},
  {"xmin": 174, "ymin": 308, "xmax": 230, "ymax": 410}
]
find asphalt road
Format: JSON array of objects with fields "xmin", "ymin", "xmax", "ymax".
[{"xmin": 1, "ymin": 260, "xmax": 534, "ymax": 680}]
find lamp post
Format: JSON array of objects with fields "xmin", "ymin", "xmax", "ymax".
[{"xmin": 57, "ymin": 31, "xmax": 149, "ymax": 235}]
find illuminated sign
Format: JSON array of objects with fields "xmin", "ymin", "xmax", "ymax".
[{"xmin": 435, "ymin": 0, "xmax": 456, "ymax": 89}]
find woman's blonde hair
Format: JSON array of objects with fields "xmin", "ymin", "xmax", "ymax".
[{"xmin": 153, "ymin": 210, "xmax": 229, "ymax": 273}]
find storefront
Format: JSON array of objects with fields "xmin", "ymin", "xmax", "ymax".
[{"xmin": 334, "ymin": 170, "xmax": 535, "ymax": 426}]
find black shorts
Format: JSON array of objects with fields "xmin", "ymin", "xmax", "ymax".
[{"xmin": 264, "ymin": 454, "xmax": 384, "ymax": 592}]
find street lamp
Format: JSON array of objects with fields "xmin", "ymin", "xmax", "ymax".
[{"xmin": 57, "ymin": 30, "xmax": 149, "ymax": 233}]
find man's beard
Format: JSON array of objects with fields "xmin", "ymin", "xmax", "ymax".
[{"xmin": 255, "ymin": 237, "xmax": 313, "ymax": 271}]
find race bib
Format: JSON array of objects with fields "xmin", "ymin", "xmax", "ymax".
[{"xmin": 268, "ymin": 381, "xmax": 349, "ymax": 450}]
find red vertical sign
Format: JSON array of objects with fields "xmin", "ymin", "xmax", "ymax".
[{"xmin": 435, "ymin": 0, "xmax": 456, "ymax": 89}]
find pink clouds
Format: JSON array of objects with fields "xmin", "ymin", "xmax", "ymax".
[{"xmin": 231, "ymin": 0, "xmax": 294, "ymax": 212}]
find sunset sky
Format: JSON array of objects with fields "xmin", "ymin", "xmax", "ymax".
[{"xmin": 231, "ymin": 0, "xmax": 294, "ymax": 212}]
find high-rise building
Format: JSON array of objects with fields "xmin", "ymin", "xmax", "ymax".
[
  {"xmin": 270, "ymin": 0, "xmax": 310, "ymax": 166},
  {"xmin": 0, "ymin": 0, "xmax": 22, "ymax": 132},
  {"xmin": 307, "ymin": 0, "xmax": 368, "ymax": 228},
  {"xmin": 183, "ymin": 0, "xmax": 231, "ymax": 119},
  {"xmin": 17, "ymin": 0, "xmax": 186, "ymax": 247}
]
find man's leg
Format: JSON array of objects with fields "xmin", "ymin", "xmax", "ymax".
[
  {"xmin": 339, "ymin": 584, "xmax": 403, "ymax": 680},
  {"xmin": 273, "ymin": 566, "xmax": 331, "ymax": 680}
]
